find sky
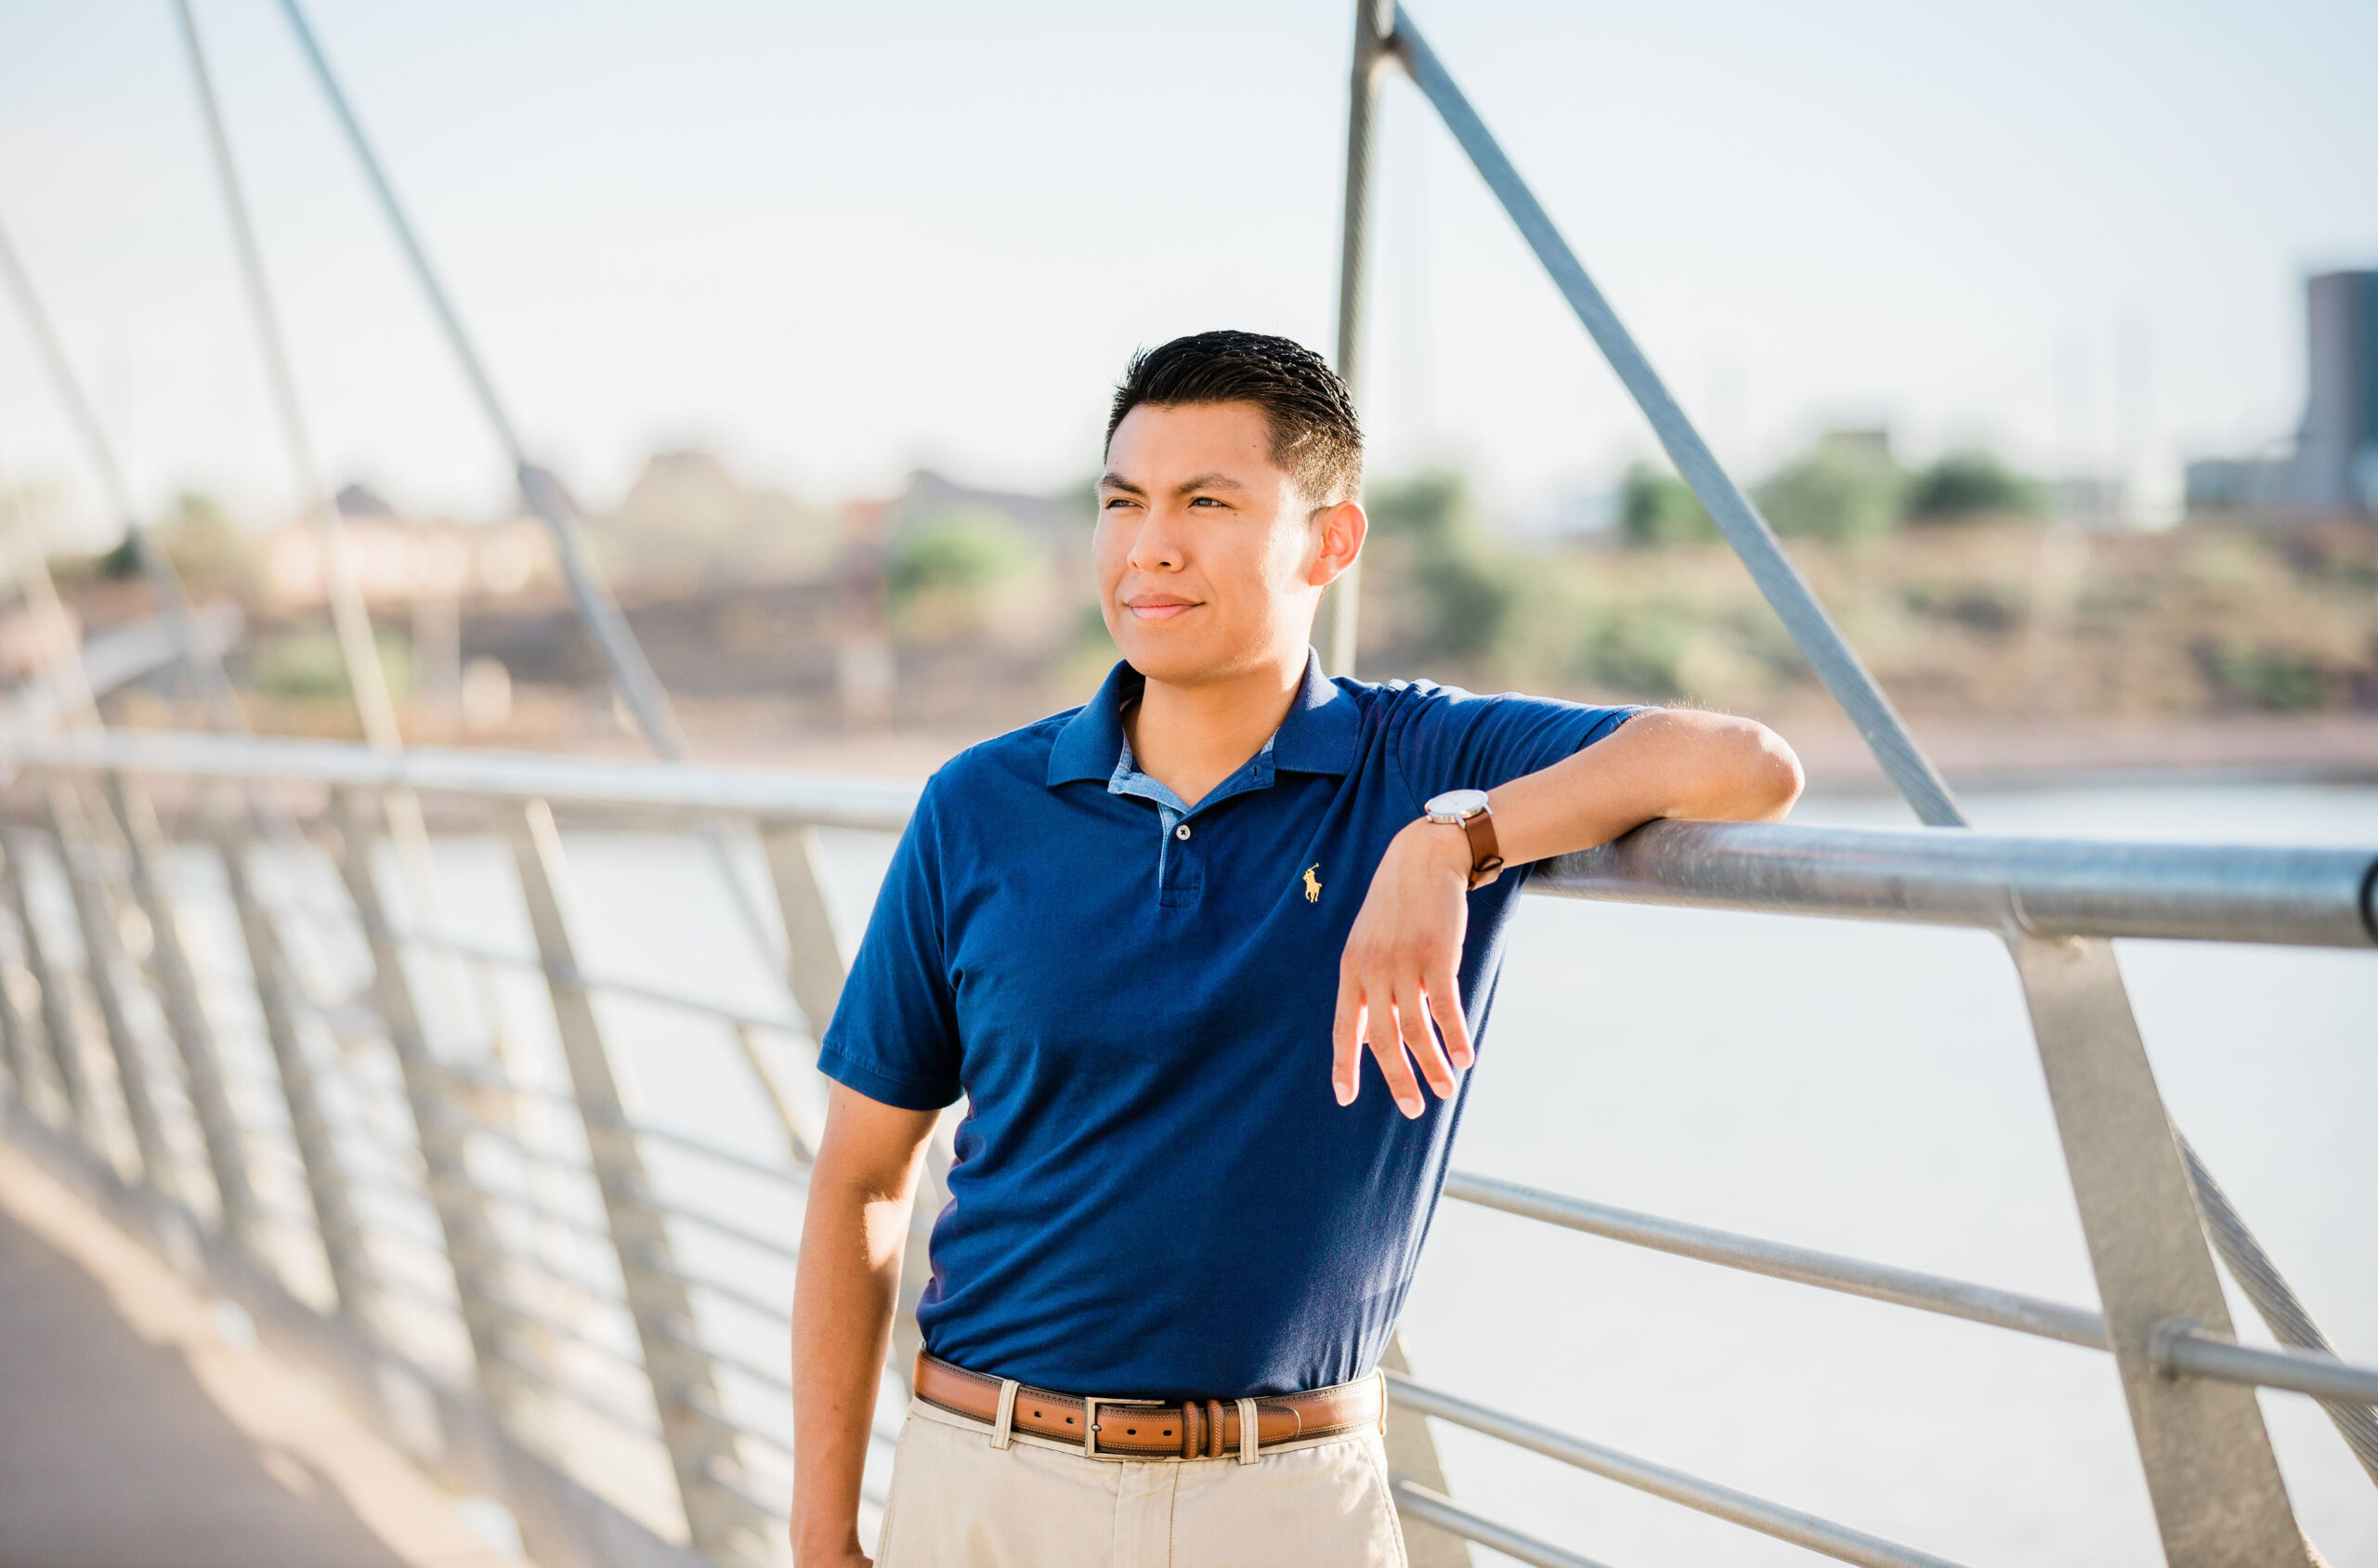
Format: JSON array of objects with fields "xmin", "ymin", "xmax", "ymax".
[{"xmin": 0, "ymin": 0, "xmax": 2371, "ymax": 542}]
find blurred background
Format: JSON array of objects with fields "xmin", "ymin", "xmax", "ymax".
[
  {"xmin": 0, "ymin": 5, "xmax": 2373, "ymax": 1567},
  {"xmin": 1, "ymin": 0, "xmax": 2372, "ymax": 781}
]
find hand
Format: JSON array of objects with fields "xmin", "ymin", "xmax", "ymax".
[
  {"xmin": 791, "ymin": 1536, "xmax": 871, "ymax": 1568},
  {"xmin": 1332, "ymin": 819, "xmax": 1476, "ymax": 1117}
]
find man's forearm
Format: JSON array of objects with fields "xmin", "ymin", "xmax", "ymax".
[
  {"xmin": 790, "ymin": 1173, "xmax": 908, "ymax": 1566},
  {"xmin": 792, "ymin": 1087, "xmax": 936, "ymax": 1567},
  {"xmin": 1332, "ymin": 708, "xmax": 1801, "ymax": 1112},
  {"xmin": 1487, "ymin": 707, "xmax": 1801, "ymax": 866}
]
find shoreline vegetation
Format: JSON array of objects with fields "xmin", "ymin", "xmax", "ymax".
[{"xmin": 13, "ymin": 438, "xmax": 2374, "ymax": 789}]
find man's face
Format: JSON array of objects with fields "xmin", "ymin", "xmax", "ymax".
[{"xmin": 1095, "ymin": 401, "xmax": 1356, "ymax": 686}]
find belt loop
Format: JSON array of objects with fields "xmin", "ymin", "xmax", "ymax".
[
  {"xmin": 990, "ymin": 1379, "xmax": 1019, "ymax": 1450},
  {"xmin": 1236, "ymin": 1397, "xmax": 1260, "ymax": 1466},
  {"xmin": 1378, "ymin": 1368, "xmax": 1389, "ymax": 1433}
]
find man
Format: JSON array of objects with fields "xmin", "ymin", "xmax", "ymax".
[{"xmin": 791, "ymin": 331, "xmax": 1801, "ymax": 1566}]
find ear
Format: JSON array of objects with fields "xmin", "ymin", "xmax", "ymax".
[{"xmin": 1305, "ymin": 500, "xmax": 1366, "ymax": 588}]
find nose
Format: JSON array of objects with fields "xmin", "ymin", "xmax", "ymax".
[{"xmin": 1126, "ymin": 507, "xmax": 1184, "ymax": 574}]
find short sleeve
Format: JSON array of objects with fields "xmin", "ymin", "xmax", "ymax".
[
  {"xmin": 1394, "ymin": 686, "xmax": 1642, "ymax": 809},
  {"xmin": 817, "ymin": 784, "xmax": 965, "ymax": 1111}
]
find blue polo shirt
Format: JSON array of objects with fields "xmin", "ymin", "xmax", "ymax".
[{"xmin": 818, "ymin": 651, "xmax": 1637, "ymax": 1401}]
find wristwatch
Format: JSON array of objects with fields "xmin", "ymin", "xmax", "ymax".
[{"xmin": 1423, "ymin": 789, "xmax": 1503, "ymax": 889}]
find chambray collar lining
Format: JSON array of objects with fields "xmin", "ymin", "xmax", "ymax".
[{"xmin": 1045, "ymin": 647, "xmax": 1358, "ymax": 788}]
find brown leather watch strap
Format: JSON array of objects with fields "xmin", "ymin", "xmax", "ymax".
[
  {"xmin": 1461, "ymin": 804, "xmax": 1504, "ymax": 889},
  {"xmin": 913, "ymin": 1352, "xmax": 1383, "ymax": 1461}
]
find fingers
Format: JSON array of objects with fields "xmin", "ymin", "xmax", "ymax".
[
  {"xmin": 1393, "ymin": 973, "xmax": 1458, "ymax": 1100},
  {"xmin": 1362, "ymin": 984, "xmax": 1425, "ymax": 1119},
  {"xmin": 1331, "ymin": 969, "xmax": 1364, "ymax": 1106},
  {"xmin": 1426, "ymin": 965, "xmax": 1473, "ymax": 1070},
  {"xmin": 1338, "ymin": 961, "xmax": 1472, "ymax": 1118}
]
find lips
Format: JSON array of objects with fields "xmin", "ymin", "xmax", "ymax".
[{"xmin": 1124, "ymin": 597, "xmax": 1198, "ymax": 621}]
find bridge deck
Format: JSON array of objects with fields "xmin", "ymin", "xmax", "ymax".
[{"xmin": 0, "ymin": 1135, "xmax": 516, "ymax": 1568}]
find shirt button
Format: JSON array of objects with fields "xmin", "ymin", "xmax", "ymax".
[{"xmin": 1175, "ymin": 824, "xmax": 1192, "ymax": 841}]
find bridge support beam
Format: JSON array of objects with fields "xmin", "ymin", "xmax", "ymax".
[
  {"xmin": 2011, "ymin": 935, "xmax": 2312, "ymax": 1567},
  {"xmin": 0, "ymin": 830, "xmax": 84, "ymax": 1132},
  {"xmin": 508, "ymin": 799, "xmax": 776, "ymax": 1568},
  {"xmin": 218, "ymin": 823, "xmax": 375, "ymax": 1319},
  {"xmin": 45, "ymin": 781, "xmax": 177, "ymax": 1195},
  {"xmin": 330, "ymin": 791, "xmax": 525, "ymax": 1421},
  {"xmin": 106, "ymin": 775, "xmax": 259, "ymax": 1253}
]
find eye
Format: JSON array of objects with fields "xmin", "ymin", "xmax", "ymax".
[
  {"xmin": 1103, "ymin": 496, "xmax": 1138, "ymax": 510},
  {"xmin": 1188, "ymin": 496, "xmax": 1224, "ymax": 507}
]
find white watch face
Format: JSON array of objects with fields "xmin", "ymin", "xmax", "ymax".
[{"xmin": 1425, "ymin": 789, "xmax": 1490, "ymax": 823}]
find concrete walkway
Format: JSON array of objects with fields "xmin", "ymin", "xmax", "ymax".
[{"xmin": 0, "ymin": 1135, "xmax": 516, "ymax": 1568}]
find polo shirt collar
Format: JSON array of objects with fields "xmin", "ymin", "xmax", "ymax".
[{"xmin": 1045, "ymin": 648, "xmax": 1358, "ymax": 788}]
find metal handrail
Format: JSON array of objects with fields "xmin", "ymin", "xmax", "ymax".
[
  {"xmin": 2157, "ymin": 1326, "xmax": 2378, "ymax": 1405},
  {"xmin": 14, "ymin": 726, "xmax": 2371, "ymax": 948},
  {"xmin": 661, "ymin": 1316, "xmax": 794, "ymax": 1396},
  {"xmin": 1444, "ymin": 1170, "xmax": 2108, "ymax": 1349},
  {"xmin": 4, "ymin": 728, "xmax": 919, "ymax": 829},
  {"xmin": 615, "ymin": 1117, "xmax": 811, "ymax": 1192},
  {"xmin": 1386, "ymin": 1372, "xmax": 1968, "ymax": 1568},
  {"xmin": 654, "ymin": 1203, "xmax": 803, "ymax": 1267},
  {"xmin": 634, "ymin": 1246, "xmax": 790, "ymax": 1326},
  {"xmin": 8, "ymin": 737, "xmax": 2371, "ymax": 1568},
  {"xmin": 1390, "ymin": 1479, "xmax": 1614, "ymax": 1568},
  {"xmin": 490, "ymin": 1341, "xmax": 666, "ymax": 1441},
  {"xmin": 1538, "ymin": 820, "xmax": 2376, "ymax": 948}
]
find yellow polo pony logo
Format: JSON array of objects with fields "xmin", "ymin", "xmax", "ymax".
[{"xmin": 1301, "ymin": 864, "xmax": 1323, "ymax": 903}]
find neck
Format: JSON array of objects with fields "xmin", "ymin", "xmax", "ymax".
[{"xmin": 1123, "ymin": 646, "xmax": 1306, "ymax": 809}]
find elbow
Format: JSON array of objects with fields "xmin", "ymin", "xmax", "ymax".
[
  {"xmin": 1745, "ymin": 724, "xmax": 1804, "ymax": 821},
  {"xmin": 1648, "ymin": 709, "xmax": 1800, "ymax": 821}
]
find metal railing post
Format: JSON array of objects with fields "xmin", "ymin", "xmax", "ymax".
[
  {"xmin": 0, "ymin": 836, "xmax": 49, "ymax": 1109},
  {"xmin": 1318, "ymin": 0, "xmax": 1394, "ymax": 678},
  {"xmin": 762, "ymin": 817, "xmax": 944, "ymax": 1399},
  {"xmin": 329, "ymin": 789, "xmax": 519, "ymax": 1405},
  {"xmin": 1331, "ymin": 23, "xmax": 1468, "ymax": 1541},
  {"xmin": 2009, "ymin": 935, "xmax": 2313, "ymax": 1566},
  {"xmin": 107, "ymin": 774, "xmax": 259, "ymax": 1249},
  {"xmin": 0, "ymin": 894, "xmax": 34, "ymax": 1106},
  {"xmin": 216, "ymin": 824, "xmax": 374, "ymax": 1319},
  {"xmin": 44, "ymin": 779, "xmax": 177, "ymax": 1193},
  {"xmin": 757, "ymin": 822, "xmax": 842, "ymax": 1157},
  {"xmin": 506, "ymin": 798, "xmax": 775, "ymax": 1565},
  {"xmin": 1380, "ymin": 1338, "xmax": 1474, "ymax": 1568},
  {"xmin": 759, "ymin": 823, "xmax": 843, "ymax": 1050},
  {"xmin": 2, "ymin": 825, "xmax": 98, "ymax": 1143}
]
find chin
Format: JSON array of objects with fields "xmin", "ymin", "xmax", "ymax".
[{"xmin": 1116, "ymin": 633, "xmax": 1224, "ymax": 686}]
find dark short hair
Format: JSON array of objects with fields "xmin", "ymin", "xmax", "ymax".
[{"xmin": 1104, "ymin": 331, "xmax": 1364, "ymax": 508}]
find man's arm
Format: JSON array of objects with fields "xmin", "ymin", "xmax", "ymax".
[
  {"xmin": 1331, "ymin": 708, "xmax": 1802, "ymax": 1116},
  {"xmin": 791, "ymin": 1083, "xmax": 939, "ymax": 1567}
]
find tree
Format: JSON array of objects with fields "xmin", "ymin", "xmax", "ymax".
[
  {"xmin": 1618, "ymin": 462, "xmax": 1716, "ymax": 546},
  {"xmin": 1905, "ymin": 451, "xmax": 2045, "ymax": 522},
  {"xmin": 1365, "ymin": 471, "xmax": 1516, "ymax": 658},
  {"xmin": 1754, "ymin": 431, "xmax": 1906, "ymax": 542}
]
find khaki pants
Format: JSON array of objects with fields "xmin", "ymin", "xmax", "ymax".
[{"xmin": 876, "ymin": 1392, "xmax": 1410, "ymax": 1568}]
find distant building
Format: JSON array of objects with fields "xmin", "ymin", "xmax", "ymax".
[
  {"xmin": 2294, "ymin": 269, "xmax": 2378, "ymax": 511},
  {"xmin": 262, "ymin": 515, "xmax": 555, "ymax": 608},
  {"xmin": 2187, "ymin": 268, "xmax": 2377, "ymax": 518}
]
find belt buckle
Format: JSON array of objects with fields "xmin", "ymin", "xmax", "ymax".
[{"xmin": 1080, "ymin": 1394, "xmax": 1163, "ymax": 1459}]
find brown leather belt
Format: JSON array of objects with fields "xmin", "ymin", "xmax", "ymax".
[{"xmin": 913, "ymin": 1352, "xmax": 1383, "ymax": 1461}]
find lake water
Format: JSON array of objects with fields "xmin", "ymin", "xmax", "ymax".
[
  {"xmin": 197, "ymin": 780, "xmax": 2375, "ymax": 1565},
  {"xmin": 1409, "ymin": 783, "xmax": 2377, "ymax": 1567}
]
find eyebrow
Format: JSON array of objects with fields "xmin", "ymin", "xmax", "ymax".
[
  {"xmin": 1097, "ymin": 470, "xmax": 1254, "ymax": 499},
  {"xmin": 1170, "ymin": 471, "xmax": 1249, "ymax": 496}
]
